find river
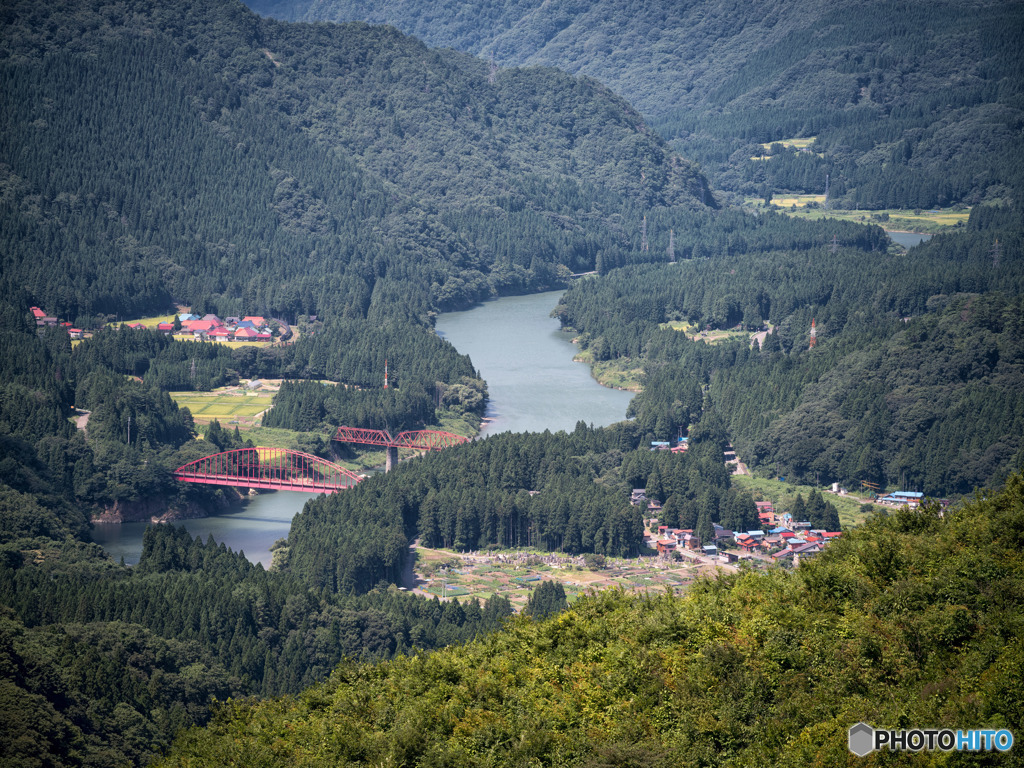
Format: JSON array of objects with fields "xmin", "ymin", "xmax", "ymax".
[
  {"xmin": 435, "ymin": 290, "xmax": 634, "ymax": 436},
  {"xmin": 887, "ymin": 231, "xmax": 933, "ymax": 248},
  {"xmin": 92, "ymin": 291, "xmax": 634, "ymax": 565}
]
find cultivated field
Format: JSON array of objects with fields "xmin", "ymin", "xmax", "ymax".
[
  {"xmin": 744, "ymin": 197, "xmax": 970, "ymax": 233},
  {"xmin": 410, "ymin": 544, "xmax": 720, "ymax": 611},
  {"xmin": 169, "ymin": 386, "xmax": 276, "ymax": 426}
]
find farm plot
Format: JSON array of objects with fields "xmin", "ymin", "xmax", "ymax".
[{"xmin": 169, "ymin": 390, "xmax": 274, "ymax": 426}]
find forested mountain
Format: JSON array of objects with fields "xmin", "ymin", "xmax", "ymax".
[
  {"xmin": 1, "ymin": 0, "xmax": 710, "ymax": 326},
  {"xmin": 0, "ymin": 527, "xmax": 515, "ymax": 766},
  {"xmin": 256, "ymin": 0, "xmax": 1024, "ymax": 208},
  {"xmin": 556, "ymin": 205, "xmax": 1024, "ymax": 495},
  {"xmin": 162, "ymin": 476, "xmax": 1024, "ymax": 767}
]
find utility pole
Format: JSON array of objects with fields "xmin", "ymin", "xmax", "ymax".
[
  {"xmin": 824, "ymin": 173, "xmax": 830, "ymax": 210},
  {"xmin": 641, "ymin": 215, "xmax": 649, "ymax": 253}
]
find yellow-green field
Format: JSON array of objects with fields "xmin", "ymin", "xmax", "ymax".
[
  {"xmin": 658, "ymin": 320, "xmax": 696, "ymax": 333},
  {"xmin": 769, "ymin": 194, "xmax": 827, "ymax": 208},
  {"xmin": 760, "ymin": 136, "xmax": 818, "ymax": 152},
  {"xmin": 129, "ymin": 313, "xmax": 178, "ymax": 328},
  {"xmin": 572, "ymin": 349, "xmax": 645, "ymax": 391},
  {"xmin": 744, "ymin": 198, "xmax": 970, "ymax": 233},
  {"xmin": 751, "ymin": 137, "xmax": 821, "ymax": 160},
  {"xmin": 169, "ymin": 389, "xmax": 274, "ymax": 426}
]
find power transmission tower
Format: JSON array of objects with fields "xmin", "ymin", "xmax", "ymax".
[
  {"xmin": 641, "ymin": 215, "xmax": 649, "ymax": 252},
  {"xmin": 992, "ymin": 238, "xmax": 1002, "ymax": 269},
  {"xmin": 824, "ymin": 173, "xmax": 830, "ymax": 210},
  {"xmin": 831, "ymin": 234, "xmax": 839, "ymax": 254},
  {"xmin": 488, "ymin": 58, "xmax": 497, "ymax": 85},
  {"xmin": 667, "ymin": 229, "xmax": 675, "ymax": 261},
  {"xmin": 809, "ymin": 318, "xmax": 817, "ymax": 349}
]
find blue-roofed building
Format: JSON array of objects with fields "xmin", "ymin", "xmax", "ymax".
[{"xmin": 878, "ymin": 491, "xmax": 925, "ymax": 508}]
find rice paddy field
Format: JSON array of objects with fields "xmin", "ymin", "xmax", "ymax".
[
  {"xmin": 743, "ymin": 196, "xmax": 970, "ymax": 233},
  {"xmin": 169, "ymin": 386, "xmax": 276, "ymax": 426}
]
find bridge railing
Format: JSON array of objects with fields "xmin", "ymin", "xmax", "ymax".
[
  {"xmin": 333, "ymin": 426, "xmax": 468, "ymax": 451},
  {"xmin": 173, "ymin": 447, "xmax": 361, "ymax": 493}
]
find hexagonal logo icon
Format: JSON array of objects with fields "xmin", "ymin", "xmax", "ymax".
[{"xmin": 848, "ymin": 722, "xmax": 875, "ymax": 756}]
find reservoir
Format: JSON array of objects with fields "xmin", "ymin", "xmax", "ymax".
[
  {"xmin": 887, "ymin": 231, "xmax": 933, "ymax": 249},
  {"xmin": 435, "ymin": 290, "xmax": 634, "ymax": 436},
  {"xmin": 93, "ymin": 290, "xmax": 634, "ymax": 564},
  {"xmin": 92, "ymin": 491, "xmax": 320, "ymax": 567}
]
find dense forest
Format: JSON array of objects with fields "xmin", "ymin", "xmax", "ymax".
[
  {"xmin": 0, "ymin": 527, "xmax": 516, "ymax": 766},
  {"xmin": 258, "ymin": 0, "xmax": 1024, "ymax": 208},
  {"xmin": 161, "ymin": 475, "xmax": 1024, "ymax": 767},
  {"xmin": 3, "ymin": 0, "xmax": 1024, "ymax": 765},
  {"xmin": 0, "ymin": 0, "xmax": 711, "ymax": 326},
  {"xmin": 556, "ymin": 205, "xmax": 1024, "ymax": 495},
  {"xmin": 283, "ymin": 419, "xmax": 748, "ymax": 595}
]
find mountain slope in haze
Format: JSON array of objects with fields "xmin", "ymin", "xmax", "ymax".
[
  {"xmin": 252, "ymin": 0, "xmax": 1024, "ymax": 209},
  {"xmin": 0, "ymin": 0, "xmax": 710, "ymax": 324}
]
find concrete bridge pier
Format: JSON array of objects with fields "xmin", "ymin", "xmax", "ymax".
[{"xmin": 385, "ymin": 446, "xmax": 398, "ymax": 473}]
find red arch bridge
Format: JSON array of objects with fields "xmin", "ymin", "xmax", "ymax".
[
  {"xmin": 333, "ymin": 427, "xmax": 469, "ymax": 471},
  {"xmin": 173, "ymin": 448, "xmax": 361, "ymax": 494}
]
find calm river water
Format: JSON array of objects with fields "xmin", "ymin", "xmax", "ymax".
[
  {"xmin": 92, "ymin": 291, "xmax": 634, "ymax": 565},
  {"xmin": 887, "ymin": 231, "xmax": 932, "ymax": 248},
  {"xmin": 435, "ymin": 290, "xmax": 634, "ymax": 436}
]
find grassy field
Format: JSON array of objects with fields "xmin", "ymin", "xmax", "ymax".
[
  {"xmin": 169, "ymin": 387, "xmax": 275, "ymax": 426},
  {"xmin": 744, "ymin": 197, "xmax": 970, "ymax": 233},
  {"xmin": 760, "ymin": 136, "xmax": 818, "ymax": 152},
  {"xmin": 732, "ymin": 473, "xmax": 884, "ymax": 528},
  {"xmin": 128, "ymin": 312, "xmax": 177, "ymax": 328},
  {"xmin": 572, "ymin": 349, "xmax": 645, "ymax": 391}
]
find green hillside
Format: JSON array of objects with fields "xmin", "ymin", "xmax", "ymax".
[
  {"xmin": 556, "ymin": 205, "xmax": 1024, "ymax": 497},
  {"xmin": 162, "ymin": 476, "xmax": 1024, "ymax": 766},
  {"xmin": 257, "ymin": 0, "xmax": 1024, "ymax": 209},
  {"xmin": 0, "ymin": 0, "xmax": 711, "ymax": 325}
]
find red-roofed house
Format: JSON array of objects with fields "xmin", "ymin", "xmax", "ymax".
[
  {"xmin": 242, "ymin": 316, "xmax": 266, "ymax": 326},
  {"xmin": 233, "ymin": 327, "xmax": 259, "ymax": 341},
  {"xmin": 68, "ymin": 328, "xmax": 83, "ymax": 339},
  {"xmin": 736, "ymin": 536, "xmax": 759, "ymax": 553},
  {"xmin": 255, "ymin": 332, "xmax": 272, "ymax": 342},
  {"xmin": 185, "ymin": 319, "xmax": 218, "ymax": 333},
  {"xmin": 30, "ymin": 307, "xmax": 46, "ymax": 319},
  {"xmin": 209, "ymin": 327, "xmax": 232, "ymax": 340},
  {"xmin": 157, "ymin": 322, "xmax": 174, "ymax": 334}
]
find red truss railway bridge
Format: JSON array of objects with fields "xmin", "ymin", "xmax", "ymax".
[
  {"xmin": 333, "ymin": 426, "xmax": 469, "ymax": 471},
  {"xmin": 174, "ymin": 447, "xmax": 361, "ymax": 494}
]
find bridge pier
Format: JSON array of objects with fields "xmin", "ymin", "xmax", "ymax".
[{"xmin": 385, "ymin": 446, "xmax": 398, "ymax": 473}]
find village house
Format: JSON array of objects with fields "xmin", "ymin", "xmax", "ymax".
[{"xmin": 877, "ymin": 491, "xmax": 924, "ymax": 508}]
